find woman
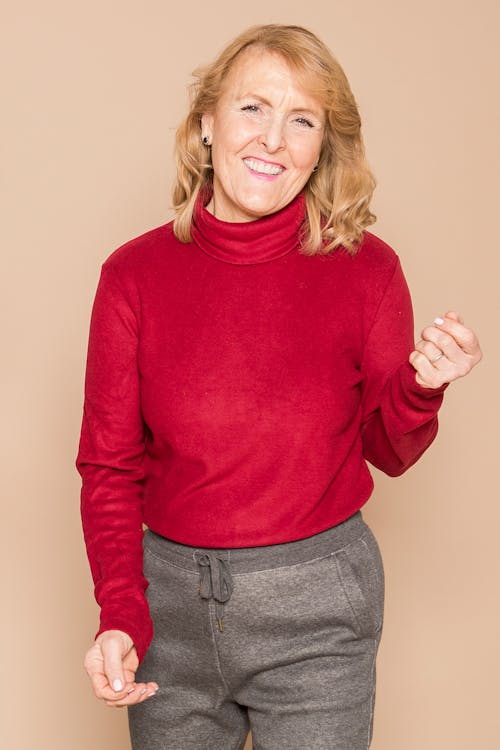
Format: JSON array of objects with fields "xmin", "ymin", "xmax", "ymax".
[{"xmin": 76, "ymin": 24, "xmax": 482, "ymax": 750}]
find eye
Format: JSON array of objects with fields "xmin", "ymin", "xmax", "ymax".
[
  {"xmin": 241, "ymin": 104, "xmax": 260, "ymax": 113},
  {"xmin": 294, "ymin": 117, "xmax": 314, "ymax": 128}
]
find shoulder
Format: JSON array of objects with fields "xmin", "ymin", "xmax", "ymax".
[
  {"xmin": 337, "ymin": 230, "xmax": 404, "ymax": 300},
  {"xmin": 101, "ymin": 220, "xmax": 177, "ymax": 277},
  {"xmin": 317, "ymin": 229, "xmax": 400, "ymax": 276},
  {"xmin": 352, "ymin": 230, "xmax": 401, "ymax": 276}
]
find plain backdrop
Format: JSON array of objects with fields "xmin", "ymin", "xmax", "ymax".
[{"xmin": 2, "ymin": 1, "xmax": 499, "ymax": 748}]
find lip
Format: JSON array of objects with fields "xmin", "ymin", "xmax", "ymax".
[{"xmin": 242, "ymin": 156, "xmax": 286, "ymax": 180}]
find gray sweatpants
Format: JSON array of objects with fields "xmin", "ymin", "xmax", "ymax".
[{"xmin": 128, "ymin": 511, "xmax": 384, "ymax": 750}]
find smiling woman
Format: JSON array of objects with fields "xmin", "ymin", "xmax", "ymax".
[
  {"xmin": 200, "ymin": 48, "xmax": 325, "ymax": 221},
  {"xmin": 173, "ymin": 24, "xmax": 377, "ymax": 254},
  {"xmin": 76, "ymin": 22, "xmax": 482, "ymax": 750}
]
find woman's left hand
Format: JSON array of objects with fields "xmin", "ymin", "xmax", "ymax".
[{"xmin": 409, "ymin": 311, "xmax": 482, "ymax": 389}]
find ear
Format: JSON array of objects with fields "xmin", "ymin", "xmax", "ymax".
[{"xmin": 201, "ymin": 112, "xmax": 214, "ymax": 141}]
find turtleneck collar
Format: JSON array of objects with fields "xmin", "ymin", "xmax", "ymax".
[{"xmin": 191, "ymin": 187, "xmax": 307, "ymax": 265}]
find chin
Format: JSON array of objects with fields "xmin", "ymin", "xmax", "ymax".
[{"xmin": 238, "ymin": 194, "xmax": 287, "ymax": 218}]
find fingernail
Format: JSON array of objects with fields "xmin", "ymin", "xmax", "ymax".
[
  {"xmin": 147, "ymin": 690, "xmax": 158, "ymax": 698},
  {"xmin": 434, "ymin": 317, "xmax": 444, "ymax": 325},
  {"xmin": 112, "ymin": 679, "xmax": 123, "ymax": 692},
  {"xmin": 139, "ymin": 687, "xmax": 147, "ymax": 696},
  {"xmin": 127, "ymin": 686, "xmax": 135, "ymax": 694}
]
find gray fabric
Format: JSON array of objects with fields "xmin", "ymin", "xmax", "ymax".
[
  {"xmin": 128, "ymin": 512, "xmax": 384, "ymax": 750},
  {"xmin": 194, "ymin": 550, "xmax": 234, "ymax": 631}
]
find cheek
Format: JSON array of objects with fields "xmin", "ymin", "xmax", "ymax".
[
  {"xmin": 287, "ymin": 135, "xmax": 323, "ymax": 170},
  {"xmin": 213, "ymin": 116, "xmax": 257, "ymax": 156}
]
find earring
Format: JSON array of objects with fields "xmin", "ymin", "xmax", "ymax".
[{"xmin": 202, "ymin": 135, "xmax": 211, "ymax": 146}]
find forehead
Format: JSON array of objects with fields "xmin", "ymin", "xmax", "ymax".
[{"xmin": 219, "ymin": 47, "xmax": 323, "ymax": 108}]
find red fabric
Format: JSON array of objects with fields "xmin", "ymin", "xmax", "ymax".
[{"xmin": 76, "ymin": 191, "xmax": 447, "ymax": 662}]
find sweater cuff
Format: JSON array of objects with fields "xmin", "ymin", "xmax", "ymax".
[
  {"xmin": 96, "ymin": 613, "xmax": 154, "ymax": 665},
  {"xmin": 398, "ymin": 360, "xmax": 449, "ymax": 402}
]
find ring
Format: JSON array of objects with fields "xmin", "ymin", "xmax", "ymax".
[{"xmin": 431, "ymin": 352, "xmax": 444, "ymax": 363}]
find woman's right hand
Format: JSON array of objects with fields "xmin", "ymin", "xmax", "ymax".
[{"xmin": 84, "ymin": 629, "xmax": 159, "ymax": 707}]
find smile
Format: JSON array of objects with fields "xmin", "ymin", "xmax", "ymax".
[{"xmin": 243, "ymin": 158, "xmax": 285, "ymax": 176}]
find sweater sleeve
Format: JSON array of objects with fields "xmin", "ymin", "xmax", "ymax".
[
  {"xmin": 75, "ymin": 262, "xmax": 153, "ymax": 664},
  {"xmin": 360, "ymin": 257, "xmax": 448, "ymax": 476}
]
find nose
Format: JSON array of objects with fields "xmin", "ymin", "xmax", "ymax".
[{"xmin": 258, "ymin": 114, "xmax": 285, "ymax": 153}]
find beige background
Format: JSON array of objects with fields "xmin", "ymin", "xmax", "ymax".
[{"xmin": 2, "ymin": 1, "xmax": 499, "ymax": 748}]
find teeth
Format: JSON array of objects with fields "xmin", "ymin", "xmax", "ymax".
[{"xmin": 243, "ymin": 158, "xmax": 284, "ymax": 175}]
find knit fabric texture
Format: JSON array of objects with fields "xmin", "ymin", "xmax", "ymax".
[{"xmin": 76, "ymin": 191, "xmax": 446, "ymax": 662}]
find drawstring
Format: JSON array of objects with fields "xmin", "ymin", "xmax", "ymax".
[{"xmin": 194, "ymin": 551, "xmax": 234, "ymax": 632}]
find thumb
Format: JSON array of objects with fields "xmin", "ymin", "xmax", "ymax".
[
  {"xmin": 444, "ymin": 310, "xmax": 464, "ymax": 324},
  {"xmin": 99, "ymin": 632, "xmax": 131, "ymax": 693}
]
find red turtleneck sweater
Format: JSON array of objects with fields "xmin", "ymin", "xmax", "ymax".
[{"xmin": 76, "ymin": 192, "xmax": 446, "ymax": 662}]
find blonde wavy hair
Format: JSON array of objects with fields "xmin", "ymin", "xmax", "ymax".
[{"xmin": 173, "ymin": 24, "xmax": 376, "ymax": 255}]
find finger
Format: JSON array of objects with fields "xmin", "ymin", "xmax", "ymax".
[
  {"xmin": 105, "ymin": 683, "xmax": 160, "ymax": 708},
  {"xmin": 420, "ymin": 325, "xmax": 470, "ymax": 364},
  {"xmin": 430, "ymin": 316, "xmax": 478, "ymax": 355},
  {"xmin": 121, "ymin": 647, "xmax": 140, "ymax": 676},
  {"xmin": 414, "ymin": 339, "xmax": 445, "ymax": 365},
  {"xmin": 87, "ymin": 670, "xmax": 133, "ymax": 701},
  {"xmin": 84, "ymin": 640, "xmax": 131, "ymax": 701},
  {"xmin": 409, "ymin": 350, "xmax": 448, "ymax": 388},
  {"xmin": 105, "ymin": 683, "xmax": 159, "ymax": 707},
  {"xmin": 100, "ymin": 637, "xmax": 128, "ymax": 693},
  {"xmin": 84, "ymin": 643, "xmax": 118, "ymax": 700}
]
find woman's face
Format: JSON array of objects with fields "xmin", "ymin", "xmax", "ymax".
[{"xmin": 201, "ymin": 48, "xmax": 325, "ymax": 222}]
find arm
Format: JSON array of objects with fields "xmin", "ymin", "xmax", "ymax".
[
  {"xmin": 360, "ymin": 258, "xmax": 448, "ymax": 476},
  {"xmin": 76, "ymin": 263, "xmax": 153, "ymax": 664}
]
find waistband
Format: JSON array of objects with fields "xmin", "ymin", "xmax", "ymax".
[{"xmin": 144, "ymin": 511, "xmax": 367, "ymax": 575}]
